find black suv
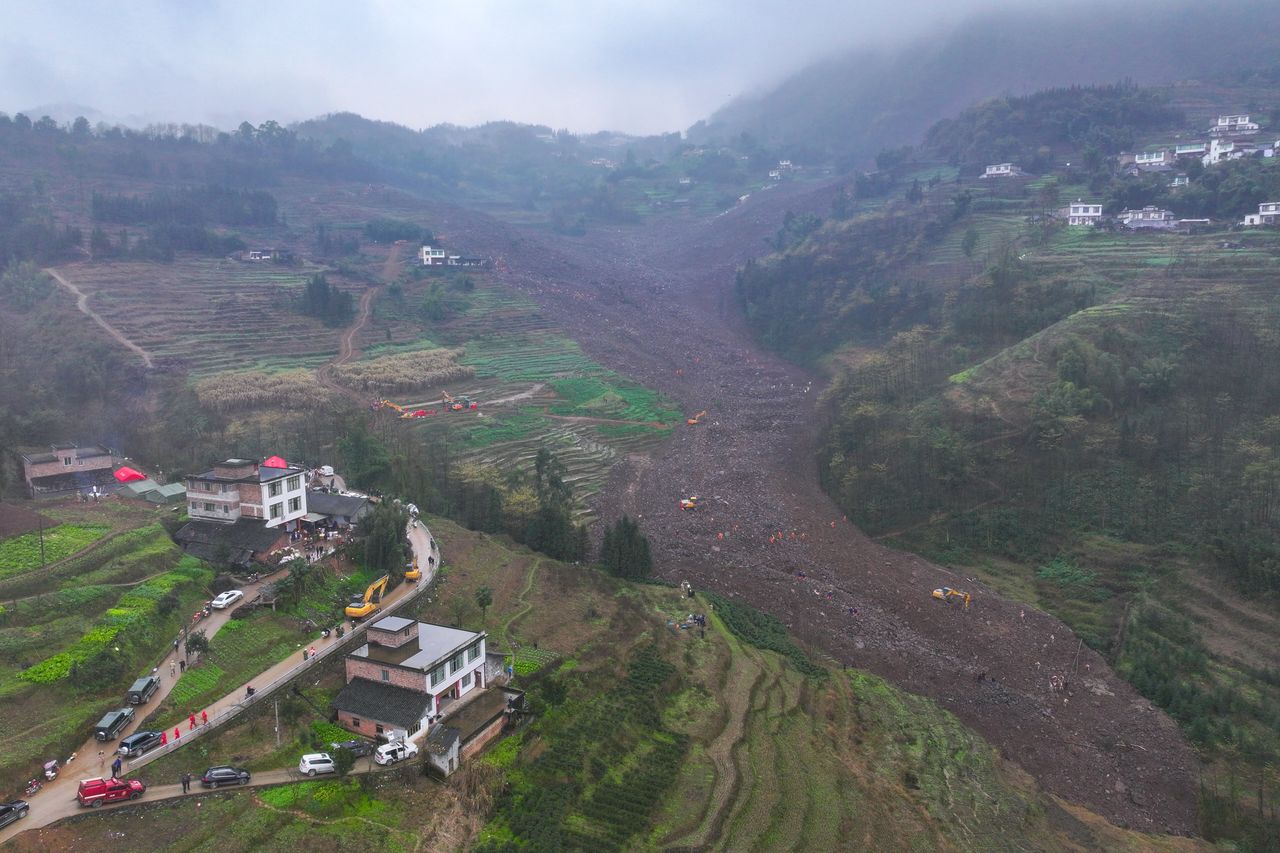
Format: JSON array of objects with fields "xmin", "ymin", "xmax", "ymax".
[
  {"xmin": 330, "ymin": 739, "xmax": 374, "ymax": 758},
  {"xmin": 0, "ymin": 800, "xmax": 28, "ymax": 829},
  {"xmin": 117, "ymin": 730, "xmax": 164, "ymax": 758},
  {"xmin": 200, "ymin": 765, "xmax": 250, "ymax": 787}
]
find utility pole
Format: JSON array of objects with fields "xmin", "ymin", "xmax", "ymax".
[
  {"xmin": 275, "ymin": 698, "xmax": 281, "ymax": 747},
  {"xmin": 38, "ymin": 518, "xmax": 45, "ymax": 568}
]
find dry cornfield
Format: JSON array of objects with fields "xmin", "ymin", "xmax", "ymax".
[
  {"xmin": 195, "ymin": 368, "xmax": 339, "ymax": 412},
  {"xmin": 331, "ymin": 347, "xmax": 475, "ymax": 392}
]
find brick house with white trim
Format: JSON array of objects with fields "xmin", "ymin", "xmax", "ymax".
[{"xmin": 184, "ymin": 458, "xmax": 308, "ymax": 529}]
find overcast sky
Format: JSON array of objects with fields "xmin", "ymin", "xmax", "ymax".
[{"xmin": 0, "ymin": 0, "xmax": 993, "ymax": 134}]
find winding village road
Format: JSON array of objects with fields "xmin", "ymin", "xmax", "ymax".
[
  {"xmin": 44, "ymin": 268, "xmax": 154, "ymax": 369},
  {"xmin": 0, "ymin": 521, "xmax": 438, "ymax": 845}
]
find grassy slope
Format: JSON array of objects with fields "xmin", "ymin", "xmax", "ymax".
[{"xmin": 32, "ymin": 517, "xmax": 1208, "ymax": 852}]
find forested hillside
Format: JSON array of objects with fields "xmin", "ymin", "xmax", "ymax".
[
  {"xmin": 693, "ymin": 0, "xmax": 1280, "ymax": 168},
  {"xmin": 737, "ymin": 76, "xmax": 1280, "ymax": 847}
]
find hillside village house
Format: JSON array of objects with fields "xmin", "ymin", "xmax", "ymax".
[
  {"xmin": 19, "ymin": 444, "xmax": 117, "ymax": 498},
  {"xmin": 418, "ymin": 245, "xmax": 484, "ymax": 267},
  {"xmin": 981, "ymin": 162, "xmax": 1026, "ymax": 178},
  {"xmin": 1067, "ymin": 200, "xmax": 1103, "ymax": 227},
  {"xmin": 185, "ymin": 458, "xmax": 308, "ymax": 529},
  {"xmin": 1203, "ymin": 138, "xmax": 1259, "ymax": 166},
  {"xmin": 1242, "ymin": 202, "xmax": 1280, "ymax": 227},
  {"xmin": 1135, "ymin": 150, "xmax": 1173, "ymax": 167},
  {"xmin": 332, "ymin": 616, "xmax": 522, "ymax": 774},
  {"xmin": 1175, "ymin": 142, "xmax": 1207, "ymax": 158},
  {"xmin": 1211, "ymin": 114, "xmax": 1260, "ymax": 136},
  {"xmin": 1118, "ymin": 206, "xmax": 1177, "ymax": 230}
]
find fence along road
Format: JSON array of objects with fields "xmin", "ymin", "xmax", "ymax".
[{"xmin": 0, "ymin": 519, "xmax": 439, "ymax": 842}]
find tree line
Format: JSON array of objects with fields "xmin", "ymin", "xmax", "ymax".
[{"xmin": 92, "ymin": 186, "xmax": 278, "ymax": 227}]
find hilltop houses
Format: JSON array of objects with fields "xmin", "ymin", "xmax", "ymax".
[
  {"xmin": 1118, "ymin": 206, "xmax": 1177, "ymax": 230},
  {"xmin": 185, "ymin": 457, "xmax": 308, "ymax": 528}
]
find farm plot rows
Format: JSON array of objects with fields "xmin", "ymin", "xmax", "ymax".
[{"xmin": 49, "ymin": 258, "xmax": 349, "ymax": 375}]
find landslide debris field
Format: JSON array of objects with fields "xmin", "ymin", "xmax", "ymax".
[{"xmin": 398, "ymin": 183, "xmax": 1200, "ymax": 835}]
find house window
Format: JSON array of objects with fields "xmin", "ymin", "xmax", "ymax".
[
  {"xmin": 221, "ymin": 505, "xmax": 229, "ymax": 514},
  {"xmin": 288, "ymin": 497, "xmax": 301, "ymax": 513},
  {"xmin": 268, "ymin": 481, "xmax": 282, "ymax": 498},
  {"xmin": 63, "ymin": 457, "xmax": 72, "ymax": 466},
  {"xmin": 76, "ymin": 458, "xmax": 84, "ymax": 466},
  {"xmin": 375, "ymin": 724, "xmax": 384, "ymax": 735},
  {"xmin": 189, "ymin": 502, "xmax": 197, "ymax": 512},
  {"xmin": 381, "ymin": 669, "xmax": 390, "ymax": 682},
  {"xmin": 204, "ymin": 502, "xmax": 215, "ymax": 512},
  {"xmin": 461, "ymin": 671, "xmax": 472, "ymax": 688},
  {"xmin": 352, "ymin": 717, "xmax": 361, "ymax": 727},
  {"xmin": 449, "ymin": 653, "xmax": 463, "ymax": 674},
  {"xmin": 287, "ymin": 476, "xmax": 300, "ymax": 491},
  {"xmin": 430, "ymin": 667, "xmax": 443, "ymax": 687},
  {"xmin": 467, "ymin": 644, "xmax": 479, "ymax": 663},
  {"xmin": 270, "ymin": 503, "xmax": 283, "ymax": 519}
]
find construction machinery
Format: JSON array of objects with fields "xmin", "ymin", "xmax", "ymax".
[
  {"xmin": 931, "ymin": 587, "xmax": 972, "ymax": 609},
  {"xmin": 679, "ymin": 496, "xmax": 699, "ymax": 511},
  {"xmin": 442, "ymin": 391, "xmax": 479, "ymax": 412},
  {"xmin": 404, "ymin": 559, "xmax": 421, "ymax": 583},
  {"xmin": 686, "ymin": 410, "xmax": 707, "ymax": 426},
  {"xmin": 345, "ymin": 575, "xmax": 390, "ymax": 620}
]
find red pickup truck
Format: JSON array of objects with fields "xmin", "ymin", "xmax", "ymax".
[{"xmin": 77, "ymin": 777, "xmax": 145, "ymax": 807}]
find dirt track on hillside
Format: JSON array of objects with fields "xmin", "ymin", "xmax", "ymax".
[{"xmin": 408, "ymin": 186, "xmax": 1200, "ymax": 834}]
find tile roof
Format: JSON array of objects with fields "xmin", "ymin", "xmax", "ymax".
[{"xmin": 332, "ymin": 678, "xmax": 433, "ymax": 729}]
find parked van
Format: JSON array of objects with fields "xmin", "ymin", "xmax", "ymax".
[
  {"xmin": 373, "ymin": 740, "xmax": 419, "ymax": 766},
  {"xmin": 124, "ymin": 675, "xmax": 159, "ymax": 705},
  {"xmin": 93, "ymin": 708, "xmax": 134, "ymax": 741}
]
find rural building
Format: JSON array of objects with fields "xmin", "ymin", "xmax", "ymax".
[
  {"xmin": 1203, "ymin": 138, "xmax": 1258, "ymax": 166},
  {"xmin": 1169, "ymin": 175, "xmax": 1190, "ymax": 188},
  {"xmin": 981, "ymin": 162, "xmax": 1026, "ymax": 178},
  {"xmin": 332, "ymin": 615, "xmax": 525, "ymax": 766},
  {"xmin": 244, "ymin": 248, "xmax": 287, "ymax": 262},
  {"xmin": 1067, "ymin": 200, "xmax": 1103, "ymax": 227},
  {"xmin": 1175, "ymin": 142, "xmax": 1207, "ymax": 158},
  {"xmin": 120, "ymin": 478, "xmax": 187, "ymax": 504},
  {"xmin": 1118, "ymin": 206, "xmax": 1177, "ymax": 230},
  {"xmin": 304, "ymin": 489, "xmax": 370, "ymax": 530},
  {"xmin": 185, "ymin": 457, "xmax": 308, "ymax": 530},
  {"xmin": 18, "ymin": 444, "xmax": 117, "ymax": 499},
  {"xmin": 1242, "ymin": 202, "xmax": 1280, "ymax": 227},
  {"xmin": 768, "ymin": 170, "xmax": 782, "ymax": 181},
  {"xmin": 419, "ymin": 246, "xmax": 447, "ymax": 266},
  {"xmin": 778, "ymin": 159, "xmax": 794, "ymax": 172},
  {"xmin": 1211, "ymin": 114, "xmax": 1260, "ymax": 136},
  {"xmin": 1134, "ymin": 150, "xmax": 1173, "ymax": 167},
  {"xmin": 172, "ymin": 518, "xmax": 289, "ymax": 569}
]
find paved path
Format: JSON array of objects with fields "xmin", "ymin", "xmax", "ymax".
[
  {"xmin": 0, "ymin": 520, "xmax": 438, "ymax": 844},
  {"xmin": 44, "ymin": 267, "xmax": 154, "ymax": 368}
]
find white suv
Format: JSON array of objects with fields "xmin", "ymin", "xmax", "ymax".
[
  {"xmin": 373, "ymin": 740, "xmax": 419, "ymax": 766},
  {"xmin": 298, "ymin": 753, "xmax": 335, "ymax": 776}
]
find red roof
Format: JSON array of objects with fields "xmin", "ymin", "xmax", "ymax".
[
  {"xmin": 113, "ymin": 466, "xmax": 146, "ymax": 483},
  {"xmin": 262, "ymin": 455, "xmax": 288, "ymax": 469}
]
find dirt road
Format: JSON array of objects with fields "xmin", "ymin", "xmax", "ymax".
[
  {"xmin": 401, "ymin": 185, "xmax": 1199, "ymax": 833},
  {"xmin": 44, "ymin": 267, "xmax": 154, "ymax": 368}
]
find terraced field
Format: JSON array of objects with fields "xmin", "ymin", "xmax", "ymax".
[{"xmin": 47, "ymin": 258, "xmax": 350, "ymax": 374}]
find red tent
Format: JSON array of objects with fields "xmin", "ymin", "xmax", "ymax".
[
  {"xmin": 113, "ymin": 466, "xmax": 146, "ymax": 483},
  {"xmin": 262, "ymin": 455, "xmax": 288, "ymax": 469}
]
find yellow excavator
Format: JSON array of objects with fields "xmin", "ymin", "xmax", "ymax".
[
  {"xmin": 345, "ymin": 575, "xmax": 390, "ymax": 619},
  {"xmin": 680, "ymin": 496, "xmax": 699, "ymax": 511},
  {"xmin": 931, "ymin": 587, "xmax": 972, "ymax": 609},
  {"xmin": 405, "ymin": 559, "xmax": 421, "ymax": 583},
  {"xmin": 686, "ymin": 410, "xmax": 707, "ymax": 426}
]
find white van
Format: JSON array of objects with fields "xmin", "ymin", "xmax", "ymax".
[{"xmin": 373, "ymin": 740, "xmax": 419, "ymax": 766}]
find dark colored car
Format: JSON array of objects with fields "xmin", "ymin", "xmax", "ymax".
[
  {"xmin": 200, "ymin": 765, "xmax": 250, "ymax": 787},
  {"xmin": 93, "ymin": 707, "xmax": 134, "ymax": 741},
  {"xmin": 0, "ymin": 800, "xmax": 28, "ymax": 829},
  {"xmin": 117, "ymin": 730, "xmax": 164, "ymax": 758},
  {"xmin": 124, "ymin": 675, "xmax": 160, "ymax": 705},
  {"xmin": 330, "ymin": 739, "xmax": 374, "ymax": 758}
]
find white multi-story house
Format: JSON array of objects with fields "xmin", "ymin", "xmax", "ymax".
[
  {"xmin": 1175, "ymin": 142, "xmax": 1207, "ymax": 158},
  {"xmin": 1242, "ymin": 202, "xmax": 1280, "ymax": 227},
  {"xmin": 419, "ymin": 246, "xmax": 447, "ymax": 266},
  {"xmin": 185, "ymin": 457, "xmax": 308, "ymax": 529},
  {"xmin": 1068, "ymin": 200, "xmax": 1104, "ymax": 227},
  {"xmin": 778, "ymin": 159, "xmax": 794, "ymax": 172},
  {"xmin": 1211, "ymin": 114, "xmax": 1260, "ymax": 136},
  {"xmin": 1135, "ymin": 150, "xmax": 1173, "ymax": 167},
  {"xmin": 1169, "ymin": 175, "xmax": 1190, "ymax": 188},
  {"xmin": 981, "ymin": 162, "xmax": 1026, "ymax": 178},
  {"xmin": 1118, "ymin": 206, "xmax": 1176, "ymax": 229},
  {"xmin": 1202, "ymin": 138, "xmax": 1259, "ymax": 166},
  {"xmin": 335, "ymin": 617, "xmax": 489, "ymax": 739}
]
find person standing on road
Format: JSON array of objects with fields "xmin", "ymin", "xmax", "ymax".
[
  {"xmin": 170, "ymin": 660, "xmax": 176, "ymax": 678},
  {"xmin": 174, "ymin": 726, "xmax": 181, "ymax": 741},
  {"xmin": 111, "ymin": 756, "xmax": 122, "ymax": 778},
  {"xmin": 98, "ymin": 750, "xmax": 105, "ymax": 769},
  {"xmin": 181, "ymin": 773, "xmax": 190, "ymax": 794},
  {"xmin": 189, "ymin": 713, "xmax": 196, "ymax": 730},
  {"xmin": 201, "ymin": 710, "xmax": 208, "ymax": 726}
]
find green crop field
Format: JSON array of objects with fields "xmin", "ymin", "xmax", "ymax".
[{"xmin": 0, "ymin": 522, "xmax": 109, "ymax": 575}]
